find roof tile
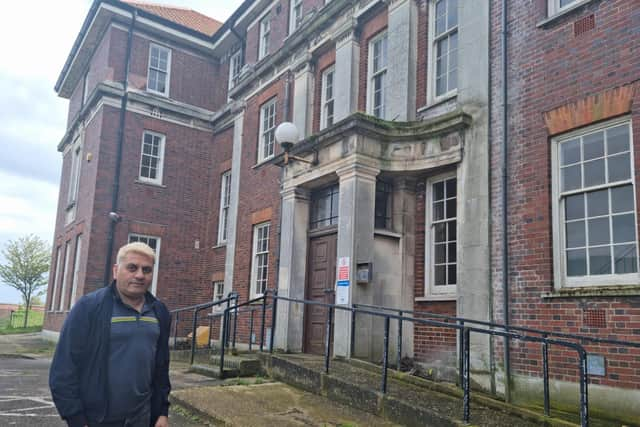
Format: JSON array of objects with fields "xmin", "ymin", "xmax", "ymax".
[{"xmin": 123, "ymin": 0, "xmax": 222, "ymax": 36}]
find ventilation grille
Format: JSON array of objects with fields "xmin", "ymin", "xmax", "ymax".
[
  {"xmin": 574, "ymin": 14, "xmax": 595, "ymax": 37},
  {"xmin": 583, "ymin": 308, "xmax": 606, "ymax": 328}
]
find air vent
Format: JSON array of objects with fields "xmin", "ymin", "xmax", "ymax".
[
  {"xmin": 150, "ymin": 107, "xmax": 162, "ymax": 118},
  {"xmin": 583, "ymin": 308, "xmax": 606, "ymax": 328},
  {"xmin": 574, "ymin": 14, "xmax": 595, "ymax": 37}
]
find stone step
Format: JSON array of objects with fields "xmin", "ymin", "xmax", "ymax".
[{"xmin": 259, "ymin": 353, "xmax": 578, "ymax": 427}]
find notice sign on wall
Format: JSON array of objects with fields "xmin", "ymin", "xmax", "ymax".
[
  {"xmin": 336, "ymin": 280, "xmax": 349, "ymax": 305},
  {"xmin": 338, "ymin": 257, "xmax": 350, "ymax": 281},
  {"xmin": 336, "ymin": 257, "xmax": 350, "ymax": 305}
]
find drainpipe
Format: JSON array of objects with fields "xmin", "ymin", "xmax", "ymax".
[
  {"xmin": 501, "ymin": 0, "xmax": 511, "ymax": 403},
  {"xmin": 103, "ymin": 10, "xmax": 137, "ymax": 285}
]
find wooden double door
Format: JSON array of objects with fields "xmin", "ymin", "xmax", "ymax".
[{"xmin": 304, "ymin": 233, "xmax": 337, "ymax": 355}]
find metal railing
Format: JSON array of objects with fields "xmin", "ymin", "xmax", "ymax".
[
  {"xmin": 171, "ymin": 290, "xmax": 640, "ymax": 426},
  {"xmin": 353, "ymin": 302, "xmax": 640, "ymax": 419}
]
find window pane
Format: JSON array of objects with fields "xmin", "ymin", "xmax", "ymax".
[
  {"xmin": 448, "ymin": 242, "xmax": 456, "ymax": 262},
  {"xmin": 566, "ymin": 221, "xmax": 585, "ymax": 248},
  {"xmin": 433, "ymin": 201, "xmax": 444, "ymax": 221},
  {"xmin": 434, "ymin": 181, "xmax": 445, "ymax": 200},
  {"xmin": 586, "ymin": 189, "xmax": 608, "ymax": 217},
  {"xmin": 583, "ymin": 159, "xmax": 605, "ymax": 187},
  {"xmin": 565, "ymin": 194, "xmax": 584, "ymax": 220},
  {"xmin": 567, "ymin": 249, "xmax": 587, "ymax": 276},
  {"xmin": 611, "ymin": 185, "xmax": 634, "ymax": 213},
  {"xmin": 606, "ymin": 124, "xmax": 629, "ymax": 155},
  {"xmin": 435, "ymin": 0, "xmax": 446, "ymax": 34},
  {"xmin": 434, "ymin": 265, "xmax": 446, "ymax": 286},
  {"xmin": 435, "ymin": 244, "xmax": 446, "ymax": 263},
  {"xmin": 445, "ymin": 178, "xmax": 456, "ymax": 197},
  {"xmin": 562, "ymin": 165, "xmax": 581, "ymax": 191},
  {"xmin": 614, "ymin": 244, "xmax": 637, "ymax": 274},
  {"xmin": 608, "ymin": 153, "xmax": 631, "ymax": 182},
  {"xmin": 589, "ymin": 246, "xmax": 611, "ymax": 275},
  {"xmin": 448, "ymin": 264, "xmax": 457, "ymax": 285},
  {"xmin": 434, "ymin": 223, "xmax": 446, "ymax": 242},
  {"xmin": 448, "ymin": 0, "xmax": 458, "ymax": 28},
  {"xmin": 583, "ymin": 131, "xmax": 604, "ymax": 160},
  {"xmin": 445, "ymin": 198, "xmax": 456, "ymax": 218},
  {"xmin": 588, "ymin": 217, "xmax": 609, "ymax": 245},
  {"xmin": 561, "ymin": 139, "xmax": 580, "ymax": 165},
  {"xmin": 612, "ymin": 214, "xmax": 635, "ymax": 243},
  {"xmin": 448, "ymin": 221, "xmax": 456, "ymax": 241}
]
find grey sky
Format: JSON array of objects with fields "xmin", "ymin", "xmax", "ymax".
[{"xmin": 0, "ymin": 0, "xmax": 242, "ymax": 304}]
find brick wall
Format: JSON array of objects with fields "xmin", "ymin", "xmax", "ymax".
[{"xmin": 489, "ymin": 0, "xmax": 640, "ymax": 388}]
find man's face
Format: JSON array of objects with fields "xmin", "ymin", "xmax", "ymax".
[{"xmin": 113, "ymin": 252, "xmax": 154, "ymax": 300}]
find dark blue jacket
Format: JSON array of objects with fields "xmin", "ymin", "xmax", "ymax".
[{"xmin": 49, "ymin": 282, "xmax": 171, "ymax": 427}]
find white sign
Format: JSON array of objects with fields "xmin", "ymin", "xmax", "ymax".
[
  {"xmin": 336, "ymin": 280, "xmax": 349, "ymax": 305},
  {"xmin": 338, "ymin": 256, "xmax": 350, "ymax": 281}
]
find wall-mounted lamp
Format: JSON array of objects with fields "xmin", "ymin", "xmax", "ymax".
[
  {"xmin": 275, "ymin": 122, "xmax": 317, "ymax": 166},
  {"xmin": 108, "ymin": 211, "xmax": 122, "ymax": 223}
]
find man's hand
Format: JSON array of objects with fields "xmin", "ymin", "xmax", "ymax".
[{"xmin": 154, "ymin": 415, "xmax": 169, "ymax": 427}]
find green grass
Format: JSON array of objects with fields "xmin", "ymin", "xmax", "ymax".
[{"xmin": 0, "ymin": 309, "xmax": 44, "ymax": 331}]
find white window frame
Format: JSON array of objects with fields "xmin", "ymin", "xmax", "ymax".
[
  {"xmin": 425, "ymin": 172, "xmax": 458, "ymax": 298},
  {"xmin": 320, "ymin": 66, "xmax": 335, "ymax": 130},
  {"xmin": 49, "ymin": 246, "xmax": 62, "ymax": 311},
  {"xmin": 428, "ymin": 0, "xmax": 458, "ymax": 103},
  {"xmin": 548, "ymin": 0, "xmax": 589, "ymax": 16},
  {"xmin": 58, "ymin": 242, "xmax": 71, "ymax": 311},
  {"xmin": 67, "ymin": 137, "xmax": 82, "ymax": 206},
  {"xmin": 259, "ymin": 14, "xmax": 271, "ymax": 60},
  {"xmin": 128, "ymin": 234, "xmax": 161, "ymax": 295},
  {"xmin": 228, "ymin": 50, "xmax": 243, "ymax": 92},
  {"xmin": 82, "ymin": 73, "xmax": 90, "ymax": 105},
  {"xmin": 367, "ymin": 32, "xmax": 388, "ymax": 119},
  {"xmin": 138, "ymin": 131, "xmax": 166, "ymax": 185},
  {"xmin": 147, "ymin": 43, "xmax": 171, "ymax": 97},
  {"xmin": 258, "ymin": 98, "xmax": 277, "ymax": 162},
  {"xmin": 250, "ymin": 222, "xmax": 270, "ymax": 298},
  {"xmin": 218, "ymin": 171, "xmax": 232, "ymax": 244},
  {"xmin": 289, "ymin": 0, "xmax": 303, "ymax": 34},
  {"xmin": 69, "ymin": 234, "xmax": 82, "ymax": 309},
  {"xmin": 551, "ymin": 118, "xmax": 639, "ymax": 289}
]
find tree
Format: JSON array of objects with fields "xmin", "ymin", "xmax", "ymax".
[{"xmin": 0, "ymin": 235, "xmax": 50, "ymax": 328}]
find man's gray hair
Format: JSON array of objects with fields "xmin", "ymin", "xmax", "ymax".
[{"xmin": 116, "ymin": 242, "xmax": 156, "ymax": 265}]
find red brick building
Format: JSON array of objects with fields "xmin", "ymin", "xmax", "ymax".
[{"xmin": 44, "ymin": 0, "xmax": 638, "ymax": 422}]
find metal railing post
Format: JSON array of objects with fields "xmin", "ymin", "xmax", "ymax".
[
  {"xmin": 269, "ymin": 290, "xmax": 278, "ymax": 353},
  {"xmin": 173, "ymin": 312, "xmax": 179, "ymax": 350},
  {"xmin": 219, "ymin": 309, "xmax": 228, "ymax": 378},
  {"xmin": 542, "ymin": 334, "xmax": 550, "ymax": 417},
  {"xmin": 190, "ymin": 308, "xmax": 198, "ymax": 365},
  {"xmin": 459, "ymin": 320, "xmax": 465, "ymax": 388},
  {"xmin": 325, "ymin": 306, "xmax": 333, "ymax": 374},
  {"xmin": 249, "ymin": 308, "xmax": 255, "ymax": 352},
  {"xmin": 232, "ymin": 296, "xmax": 238, "ymax": 351},
  {"xmin": 579, "ymin": 349, "xmax": 589, "ymax": 427},
  {"xmin": 208, "ymin": 312, "xmax": 213, "ymax": 349},
  {"xmin": 381, "ymin": 316, "xmax": 390, "ymax": 393},
  {"xmin": 397, "ymin": 310, "xmax": 403, "ymax": 371},
  {"xmin": 260, "ymin": 294, "xmax": 267, "ymax": 352},
  {"xmin": 463, "ymin": 327, "xmax": 471, "ymax": 424}
]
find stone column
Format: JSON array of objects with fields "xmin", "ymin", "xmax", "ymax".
[
  {"xmin": 386, "ymin": 0, "xmax": 418, "ymax": 121},
  {"xmin": 333, "ymin": 162, "xmax": 379, "ymax": 358},
  {"xmin": 292, "ymin": 61, "xmax": 314, "ymax": 139},
  {"xmin": 223, "ymin": 108, "xmax": 244, "ymax": 297},
  {"xmin": 274, "ymin": 186, "xmax": 310, "ymax": 351},
  {"xmin": 333, "ymin": 23, "xmax": 359, "ymax": 122}
]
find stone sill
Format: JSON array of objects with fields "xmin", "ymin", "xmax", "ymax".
[
  {"xmin": 415, "ymin": 295, "xmax": 457, "ymax": 302},
  {"xmin": 541, "ymin": 285, "xmax": 640, "ymax": 299},
  {"xmin": 134, "ymin": 179, "xmax": 166, "ymax": 189},
  {"xmin": 537, "ymin": 0, "xmax": 598, "ymax": 28},
  {"xmin": 374, "ymin": 229, "xmax": 402, "ymax": 239}
]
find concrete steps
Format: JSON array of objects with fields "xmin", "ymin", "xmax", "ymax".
[
  {"xmin": 188, "ymin": 353, "xmax": 262, "ymax": 379},
  {"xmin": 258, "ymin": 353, "xmax": 580, "ymax": 427}
]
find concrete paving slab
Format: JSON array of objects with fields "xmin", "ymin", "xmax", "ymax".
[{"xmin": 172, "ymin": 382, "xmax": 400, "ymax": 427}]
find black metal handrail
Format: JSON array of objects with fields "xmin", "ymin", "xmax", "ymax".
[
  {"xmin": 242, "ymin": 291, "xmax": 592, "ymax": 426},
  {"xmin": 353, "ymin": 302, "xmax": 640, "ymax": 419},
  {"xmin": 169, "ymin": 292, "xmax": 239, "ymax": 364}
]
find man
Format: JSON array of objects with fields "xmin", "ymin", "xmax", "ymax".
[{"xmin": 50, "ymin": 242, "xmax": 171, "ymax": 427}]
